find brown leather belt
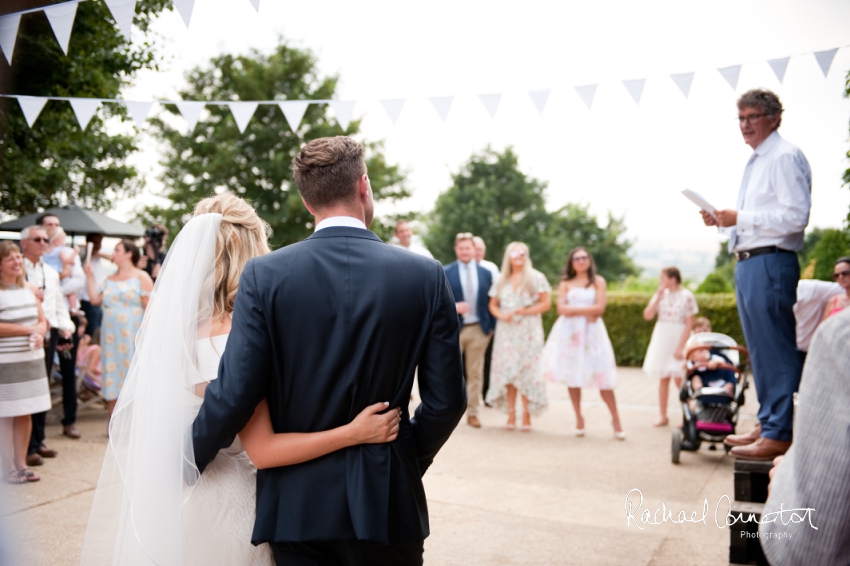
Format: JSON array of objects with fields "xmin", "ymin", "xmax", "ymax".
[{"xmin": 735, "ymin": 246, "xmax": 795, "ymax": 261}]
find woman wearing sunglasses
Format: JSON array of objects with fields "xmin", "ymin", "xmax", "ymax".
[
  {"xmin": 542, "ymin": 247, "xmax": 624, "ymax": 439},
  {"xmin": 486, "ymin": 242, "xmax": 551, "ymax": 431},
  {"xmin": 821, "ymin": 256, "xmax": 850, "ymax": 322}
]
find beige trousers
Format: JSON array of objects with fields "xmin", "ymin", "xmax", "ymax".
[{"xmin": 459, "ymin": 323, "xmax": 492, "ymax": 417}]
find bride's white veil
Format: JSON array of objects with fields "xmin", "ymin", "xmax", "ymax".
[{"xmin": 80, "ymin": 213, "xmax": 222, "ymax": 566}]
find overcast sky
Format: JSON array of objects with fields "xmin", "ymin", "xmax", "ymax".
[{"xmin": 118, "ymin": 0, "xmax": 850, "ymax": 262}]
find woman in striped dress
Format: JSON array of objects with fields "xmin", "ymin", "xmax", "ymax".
[{"xmin": 0, "ymin": 241, "xmax": 50, "ymax": 484}]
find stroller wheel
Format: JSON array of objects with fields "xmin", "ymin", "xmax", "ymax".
[{"xmin": 671, "ymin": 429, "xmax": 682, "ymax": 464}]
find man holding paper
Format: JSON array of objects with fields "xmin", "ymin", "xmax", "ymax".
[{"xmin": 700, "ymin": 89, "xmax": 811, "ymax": 461}]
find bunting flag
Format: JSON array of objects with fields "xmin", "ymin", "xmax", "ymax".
[
  {"xmin": 718, "ymin": 64, "xmax": 741, "ymax": 90},
  {"xmin": 104, "ymin": 0, "xmax": 137, "ymax": 41},
  {"xmin": 17, "ymin": 96, "xmax": 48, "ymax": 127},
  {"xmin": 329, "ymin": 100, "xmax": 356, "ymax": 131},
  {"xmin": 574, "ymin": 84, "xmax": 597, "ymax": 109},
  {"xmin": 173, "ymin": 0, "xmax": 196, "ymax": 27},
  {"xmin": 124, "ymin": 100, "xmax": 154, "ymax": 129},
  {"xmin": 622, "ymin": 79, "xmax": 646, "ymax": 105},
  {"xmin": 478, "ymin": 93, "xmax": 501, "ymax": 119},
  {"xmin": 380, "ymin": 99, "xmax": 406, "ymax": 125},
  {"xmin": 175, "ymin": 101, "xmax": 205, "ymax": 130},
  {"xmin": 70, "ymin": 98, "xmax": 100, "ymax": 129},
  {"xmin": 670, "ymin": 72, "xmax": 694, "ymax": 98},
  {"xmin": 814, "ymin": 48, "xmax": 838, "ymax": 77},
  {"xmin": 528, "ymin": 89, "xmax": 550, "ymax": 114},
  {"xmin": 429, "ymin": 96, "xmax": 453, "ymax": 122},
  {"xmin": 278, "ymin": 100, "xmax": 310, "ymax": 132},
  {"xmin": 0, "ymin": 14, "xmax": 21, "ymax": 65},
  {"xmin": 44, "ymin": 1, "xmax": 79, "ymax": 56},
  {"xmin": 768, "ymin": 57, "xmax": 790, "ymax": 83},
  {"xmin": 248, "ymin": 0, "xmax": 261, "ymax": 11},
  {"xmin": 228, "ymin": 101, "xmax": 258, "ymax": 133}
]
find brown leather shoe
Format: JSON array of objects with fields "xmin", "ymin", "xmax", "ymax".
[
  {"xmin": 26, "ymin": 453, "xmax": 44, "ymax": 467},
  {"xmin": 63, "ymin": 425, "xmax": 81, "ymax": 439},
  {"xmin": 730, "ymin": 437, "xmax": 791, "ymax": 461},
  {"xmin": 724, "ymin": 423, "xmax": 762, "ymax": 447},
  {"xmin": 467, "ymin": 415, "xmax": 482, "ymax": 428},
  {"xmin": 36, "ymin": 446, "xmax": 57, "ymax": 458}
]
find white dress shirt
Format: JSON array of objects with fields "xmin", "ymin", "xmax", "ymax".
[
  {"xmin": 479, "ymin": 259, "xmax": 500, "ymax": 285},
  {"xmin": 314, "ymin": 216, "xmax": 368, "ymax": 232},
  {"xmin": 396, "ymin": 243, "xmax": 434, "ymax": 259},
  {"xmin": 24, "ymin": 258, "xmax": 74, "ymax": 332},
  {"xmin": 726, "ymin": 131, "xmax": 812, "ymax": 253},
  {"xmin": 458, "ymin": 260, "xmax": 479, "ymax": 324}
]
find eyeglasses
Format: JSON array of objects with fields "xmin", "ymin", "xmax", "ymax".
[
  {"xmin": 28, "ymin": 237, "xmax": 48, "ymax": 244},
  {"xmin": 737, "ymin": 114, "xmax": 768, "ymax": 125},
  {"xmin": 509, "ymin": 250, "xmax": 526, "ymax": 258},
  {"xmin": 834, "ymin": 269, "xmax": 850, "ymax": 281},
  {"xmin": 572, "ymin": 255, "xmax": 590, "ymax": 262}
]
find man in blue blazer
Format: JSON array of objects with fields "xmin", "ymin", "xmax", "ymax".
[{"xmin": 443, "ymin": 233, "xmax": 496, "ymax": 428}]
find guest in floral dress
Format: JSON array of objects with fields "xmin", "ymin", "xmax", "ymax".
[
  {"xmin": 84, "ymin": 240, "xmax": 153, "ymax": 421},
  {"xmin": 486, "ymin": 242, "xmax": 551, "ymax": 432},
  {"xmin": 542, "ymin": 247, "xmax": 624, "ymax": 440},
  {"xmin": 642, "ymin": 266, "xmax": 698, "ymax": 427}
]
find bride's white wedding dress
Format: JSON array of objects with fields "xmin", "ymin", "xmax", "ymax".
[{"xmin": 183, "ymin": 334, "xmax": 273, "ymax": 566}]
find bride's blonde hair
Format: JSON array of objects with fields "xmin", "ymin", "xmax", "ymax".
[{"xmin": 193, "ymin": 193, "xmax": 271, "ymax": 320}]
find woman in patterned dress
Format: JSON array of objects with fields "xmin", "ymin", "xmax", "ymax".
[
  {"xmin": 642, "ymin": 266, "xmax": 698, "ymax": 426},
  {"xmin": 486, "ymin": 242, "xmax": 551, "ymax": 431},
  {"xmin": 542, "ymin": 247, "xmax": 624, "ymax": 439},
  {"xmin": 84, "ymin": 240, "xmax": 153, "ymax": 421},
  {"xmin": 0, "ymin": 241, "xmax": 50, "ymax": 484}
]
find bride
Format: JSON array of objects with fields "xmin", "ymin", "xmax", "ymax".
[{"xmin": 80, "ymin": 193, "xmax": 401, "ymax": 566}]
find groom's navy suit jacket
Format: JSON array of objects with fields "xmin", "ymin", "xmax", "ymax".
[{"xmin": 192, "ymin": 226, "xmax": 466, "ymax": 546}]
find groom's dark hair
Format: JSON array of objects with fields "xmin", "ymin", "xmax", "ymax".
[{"xmin": 293, "ymin": 136, "xmax": 366, "ymax": 210}]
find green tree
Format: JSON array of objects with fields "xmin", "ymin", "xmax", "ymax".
[
  {"xmin": 696, "ymin": 271, "xmax": 733, "ymax": 294},
  {"xmin": 424, "ymin": 146, "xmax": 636, "ymax": 282},
  {"xmin": 0, "ymin": 0, "xmax": 170, "ymax": 215},
  {"xmin": 143, "ymin": 42, "xmax": 406, "ymax": 247},
  {"xmin": 807, "ymin": 228, "xmax": 850, "ymax": 281}
]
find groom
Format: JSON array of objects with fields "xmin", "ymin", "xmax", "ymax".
[{"xmin": 192, "ymin": 136, "xmax": 466, "ymax": 565}]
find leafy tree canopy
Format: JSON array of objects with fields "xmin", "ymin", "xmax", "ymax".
[
  {"xmin": 0, "ymin": 0, "xmax": 170, "ymax": 216},
  {"xmin": 142, "ymin": 42, "xmax": 407, "ymax": 247},
  {"xmin": 424, "ymin": 146, "xmax": 637, "ymax": 282}
]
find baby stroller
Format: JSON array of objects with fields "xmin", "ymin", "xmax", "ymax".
[{"xmin": 671, "ymin": 332, "xmax": 750, "ymax": 464}]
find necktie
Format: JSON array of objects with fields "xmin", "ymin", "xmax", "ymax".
[
  {"xmin": 464, "ymin": 263, "xmax": 475, "ymax": 320},
  {"xmin": 728, "ymin": 154, "xmax": 757, "ymax": 253}
]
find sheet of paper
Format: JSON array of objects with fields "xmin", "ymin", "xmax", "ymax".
[{"xmin": 681, "ymin": 189, "xmax": 717, "ymax": 218}]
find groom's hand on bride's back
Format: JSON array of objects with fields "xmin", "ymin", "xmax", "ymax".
[{"xmin": 347, "ymin": 402, "xmax": 402, "ymax": 444}]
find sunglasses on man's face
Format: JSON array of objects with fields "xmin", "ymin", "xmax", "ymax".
[
  {"xmin": 833, "ymin": 269, "xmax": 850, "ymax": 281},
  {"xmin": 29, "ymin": 237, "xmax": 48, "ymax": 244}
]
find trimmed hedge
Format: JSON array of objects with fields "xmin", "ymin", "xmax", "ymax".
[{"xmin": 542, "ymin": 292, "xmax": 744, "ymax": 367}]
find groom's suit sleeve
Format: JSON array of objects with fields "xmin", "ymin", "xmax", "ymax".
[
  {"xmin": 192, "ymin": 261, "xmax": 272, "ymax": 473},
  {"xmin": 411, "ymin": 264, "xmax": 466, "ymax": 476}
]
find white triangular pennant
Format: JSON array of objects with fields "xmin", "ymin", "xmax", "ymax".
[
  {"xmin": 718, "ymin": 65, "xmax": 741, "ymax": 90},
  {"xmin": 814, "ymin": 48, "xmax": 838, "ymax": 77},
  {"xmin": 528, "ymin": 89, "xmax": 550, "ymax": 114},
  {"xmin": 429, "ymin": 96, "xmax": 453, "ymax": 122},
  {"xmin": 0, "ymin": 14, "xmax": 21, "ymax": 65},
  {"xmin": 329, "ymin": 100, "xmax": 356, "ymax": 131},
  {"xmin": 175, "ymin": 101, "xmax": 205, "ymax": 131},
  {"xmin": 44, "ymin": 2, "xmax": 79, "ymax": 56},
  {"xmin": 574, "ymin": 84, "xmax": 597, "ymax": 109},
  {"xmin": 228, "ymin": 102, "xmax": 258, "ymax": 133},
  {"xmin": 380, "ymin": 99, "xmax": 406, "ymax": 125},
  {"xmin": 248, "ymin": 0, "xmax": 260, "ymax": 11},
  {"xmin": 278, "ymin": 100, "xmax": 310, "ymax": 132},
  {"xmin": 124, "ymin": 100, "xmax": 154, "ymax": 130},
  {"xmin": 670, "ymin": 72, "xmax": 694, "ymax": 98},
  {"xmin": 622, "ymin": 79, "xmax": 646, "ymax": 104},
  {"xmin": 173, "ymin": 0, "xmax": 196, "ymax": 27},
  {"xmin": 17, "ymin": 96, "xmax": 48, "ymax": 128},
  {"xmin": 478, "ymin": 93, "xmax": 501, "ymax": 119},
  {"xmin": 767, "ymin": 57, "xmax": 790, "ymax": 83},
  {"xmin": 104, "ymin": 0, "xmax": 136, "ymax": 41},
  {"xmin": 70, "ymin": 98, "xmax": 100, "ymax": 129}
]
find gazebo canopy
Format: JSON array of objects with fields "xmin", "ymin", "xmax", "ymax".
[{"xmin": 0, "ymin": 205, "xmax": 144, "ymax": 238}]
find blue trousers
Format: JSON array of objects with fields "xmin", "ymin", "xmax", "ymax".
[{"xmin": 734, "ymin": 251, "xmax": 803, "ymax": 442}]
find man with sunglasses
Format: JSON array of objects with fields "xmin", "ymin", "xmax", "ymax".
[
  {"xmin": 700, "ymin": 89, "xmax": 811, "ymax": 461},
  {"xmin": 20, "ymin": 226, "xmax": 76, "ymax": 466}
]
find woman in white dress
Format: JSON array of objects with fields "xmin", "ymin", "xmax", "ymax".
[
  {"xmin": 541, "ymin": 247, "xmax": 624, "ymax": 439},
  {"xmin": 80, "ymin": 194, "xmax": 401, "ymax": 566},
  {"xmin": 642, "ymin": 266, "xmax": 698, "ymax": 427}
]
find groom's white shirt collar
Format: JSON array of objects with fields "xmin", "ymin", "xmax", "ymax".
[{"xmin": 314, "ymin": 216, "xmax": 368, "ymax": 232}]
